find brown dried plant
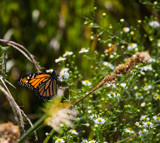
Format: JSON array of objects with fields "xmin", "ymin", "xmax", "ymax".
[
  {"xmin": 0, "ymin": 39, "xmax": 41, "ymax": 140},
  {"xmin": 74, "ymin": 52, "xmax": 150, "ymax": 105}
]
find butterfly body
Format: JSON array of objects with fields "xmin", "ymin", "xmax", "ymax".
[{"xmin": 18, "ymin": 70, "xmax": 57, "ymax": 100}]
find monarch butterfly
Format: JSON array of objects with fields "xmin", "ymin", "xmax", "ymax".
[{"xmin": 18, "ymin": 70, "xmax": 57, "ymax": 100}]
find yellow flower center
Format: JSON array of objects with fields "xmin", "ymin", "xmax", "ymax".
[
  {"xmin": 128, "ymin": 128, "xmax": 132, "ymax": 131},
  {"xmin": 117, "ymin": 93, "xmax": 120, "ymax": 97},
  {"xmin": 90, "ymin": 141, "xmax": 95, "ymax": 143},
  {"xmin": 72, "ymin": 129, "xmax": 77, "ymax": 132},
  {"xmin": 57, "ymin": 139, "xmax": 61, "ymax": 142},
  {"xmin": 65, "ymin": 51, "xmax": 69, "ymax": 53},
  {"xmin": 157, "ymin": 116, "xmax": 160, "ymax": 120},
  {"xmin": 112, "ymin": 92, "xmax": 115, "ymax": 96},
  {"xmin": 138, "ymin": 93, "xmax": 142, "ymax": 97},
  {"xmin": 130, "ymin": 43, "xmax": 134, "ymax": 47},
  {"xmin": 59, "ymin": 56, "xmax": 63, "ymax": 59},
  {"xmin": 123, "ymin": 27, "xmax": 127, "ymax": 31},
  {"xmin": 98, "ymin": 118, "xmax": 102, "ymax": 122},
  {"xmin": 61, "ymin": 74, "xmax": 65, "ymax": 78},
  {"xmin": 142, "ymin": 130, "xmax": 146, "ymax": 133},
  {"xmin": 147, "ymin": 122, "xmax": 150, "ymax": 125},
  {"xmin": 142, "ymin": 117, "xmax": 146, "ymax": 120},
  {"xmin": 85, "ymin": 80, "xmax": 89, "ymax": 83},
  {"xmin": 145, "ymin": 84, "xmax": 149, "ymax": 88},
  {"xmin": 156, "ymin": 95, "xmax": 160, "ymax": 98}
]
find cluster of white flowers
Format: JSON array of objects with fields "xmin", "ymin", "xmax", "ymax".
[
  {"xmin": 55, "ymin": 48, "xmax": 89, "ymax": 63},
  {"xmin": 107, "ymin": 92, "xmax": 120, "ymax": 99},
  {"xmin": 140, "ymin": 65, "xmax": 152, "ymax": 71},
  {"xmin": 81, "ymin": 139, "xmax": 97, "ymax": 143},
  {"xmin": 137, "ymin": 114, "xmax": 154, "ymax": 136},
  {"xmin": 143, "ymin": 84, "xmax": 152, "ymax": 90},
  {"xmin": 103, "ymin": 62, "xmax": 114, "ymax": 70},
  {"xmin": 106, "ymin": 83, "xmax": 116, "ymax": 88},
  {"xmin": 149, "ymin": 21, "xmax": 160, "ymax": 28},
  {"xmin": 124, "ymin": 128, "xmax": 135, "ymax": 134}
]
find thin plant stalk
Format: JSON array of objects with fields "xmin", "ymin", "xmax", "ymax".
[
  {"xmin": 43, "ymin": 129, "xmax": 55, "ymax": 143},
  {"xmin": 17, "ymin": 114, "xmax": 47, "ymax": 143}
]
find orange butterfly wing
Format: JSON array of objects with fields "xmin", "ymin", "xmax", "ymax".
[{"xmin": 18, "ymin": 71, "xmax": 57, "ymax": 100}]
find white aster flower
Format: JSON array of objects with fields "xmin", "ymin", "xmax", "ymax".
[
  {"xmin": 88, "ymin": 140, "xmax": 97, "ymax": 143},
  {"xmin": 70, "ymin": 129, "xmax": 78, "ymax": 135},
  {"xmin": 103, "ymin": 62, "xmax": 114, "ymax": 70},
  {"xmin": 135, "ymin": 92, "xmax": 143, "ymax": 99},
  {"xmin": 90, "ymin": 114, "xmax": 98, "ymax": 120},
  {"xmin": 55, "ymin": 57, "xmax": 66, "ymax": 63},
  {"xmin": 139, "ymin": 129, "xmax": 148, "ymax": 136},
  {"xmin": 81, "ymin": 139, "xmax": 88, "ymax": 143},
  {"xmin": 63, "ymin": 51, "xmax": 73, "ymax": 57},
  {"xmin": 94, "ymin": 117, "xmax": 105, "ymax": 125},
  {"xmin": 120, "ymin": 83, "xmax": 126, "ymax": 88},
  {"xmin": 46, "ymin": 69, "xmax": 54, "ymax": 73},
  {"xmin": 55, "ymin": 138, "xmax": 65, "ymax": 143},
  {"xmin": 144, "ymin": 84, "xmax": 152, "ymax": 90},
  {"xmin": 142, "ymin": 121, "xmax": 153, "ymax": 128},
  {"xmin": 124, "ymin": 128, "xmax": 135, "ymax": 134},
  {"xmin": 140, "ymin": 115, "xmax": 149, "ymax": 121},
  {"xmin": 79, "ymin": 48, "xmax": 89, "ymax": 53},
  {"xmin": 82, "ymin": 80, "xmax": 92, "ymax": 86},
  {"xmin": 153, "ymin": 94, "xmax": 160, "ymax": 100},
  {"xmin": 108, "ymin": 92, "xmax": 116, "ymax": 98},
  {"xmin": 58, "ymin": 68, "xmax": 69, "ymax": 81},
  {"xmin": 141, "ymin": 65, "xmax": 152, "ymax": 71},
  {"xmin": 149, "ymin": 21, "xmax": 160, "ymax": 28},
  {"xmin": 32, "ymin": 9, "xmax": 40, "ymax": 22},
  {"xmin": 127, "ymin": 43, "xmax": 137, "ymax": 50},
  {"xmin": 85, "ymin": 123, "xmax": 90, "ymax": 127},
  {"xmin": 106, "ymin": 83, "xmax": 116, "ymax": 88},
  {"xmin": 123, "ymin": 27, "xmax": 130, "ymax": 33},
  {"xmin": 153, "ymin": 114, "xmax": 160, "ymax": 122},
  {"xmin": 148, "ymin": 58, "xmax": 156, "ymax": 63},
  {"xmin": 141, "ymin": 102, "xmax": 146, "ymax": 107},
  {"xmin": 157, "ymin": 40, "xmax": 160, "ymax": 47},
  {"xmin": 135, "ymin": 122, "xmax": 140, "ymax": 127}
]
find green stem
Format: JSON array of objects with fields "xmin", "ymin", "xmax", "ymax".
[
  {"xmin": 18, "ymin": 114, "xmax": 47, "ymax": 143},
  {"xmin": 43, "ymin": 129, "xmax": 55, "ymax": 143}
]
